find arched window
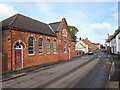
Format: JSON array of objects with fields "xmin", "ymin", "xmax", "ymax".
[
  {"xmin": 14, "ymin": 43, "xmax": 22, "ymax": 49},
  {"xmin": 64, "ymin": 41, "xmax": 67, "ymax": 53},
  {"xmin": 38, "ymin": 38, "xmax": 43, "ymax": 54},
  {"xmin": 28, "ymin": 37, "xmax": 34, "ymax": 55},
  {"xmin": 53, "ymin": 40, "xmax": 57, "ymax": 53},
  {"xmin": 62, "ymin": 29, "xmax": 68, "ymax": 37},
  {"xmin": 46, "ymin": 39, "xmax": 50, "ymax": 54}
]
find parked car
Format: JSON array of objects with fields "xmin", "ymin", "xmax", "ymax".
[{"xmin": 88, "ymin": 51, "xmax": 93, "ymax": 55}]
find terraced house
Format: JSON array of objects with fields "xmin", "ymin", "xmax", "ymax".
[
  {"xmin": 2, "ymin": 14, "xmax": 76, "ymax": 72},
  {"xmin": 106, "ymin": 27, "xmax": 120, "ymax": 54}
]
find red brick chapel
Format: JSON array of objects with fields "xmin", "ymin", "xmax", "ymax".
[{"xmin": 2, "ymin": 14, "xmax": 76, "ymax": 72}]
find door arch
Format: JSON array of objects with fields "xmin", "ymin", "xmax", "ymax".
[{"xmin": 14, "ymin": 43, "xmax": 23, "ymax": 69}]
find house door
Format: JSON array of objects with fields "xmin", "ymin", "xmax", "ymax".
[
  {"xmin": 14, "ymin": 43, "xmax": 23, "ymax": 69},
  {"xmin": 68, "ymin": 46, "xmax": 71, "ymax": 59}
]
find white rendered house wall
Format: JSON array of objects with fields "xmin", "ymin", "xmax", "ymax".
[{"xmin": 116, "ymin": 32, "xmax": 120, "ymax": 54}]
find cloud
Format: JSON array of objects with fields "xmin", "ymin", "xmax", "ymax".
[
  {"xmin": 77, "ymin": 12, "xmax": 85, "ymax": 18},
  {"xmin": 0, "ymin": 4, "xmax": 17, "ymax": 21},
  {"xmin": 90, "ymin": 22, "xmax": 113, "ymax": 35}
]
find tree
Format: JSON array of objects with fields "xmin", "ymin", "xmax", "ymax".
[{"xmin": 69, "ymin": 25, "xmax": 79, "ymax": 41}]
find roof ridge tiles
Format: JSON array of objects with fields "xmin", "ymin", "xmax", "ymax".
[
  {"xmin": 9, "ymin": 14, "xmax": 18, "ymax": 26},
  {"xmin": 49, "ymin": 21, "xmax": 61, "ymax": 24},
  {"xmin": 17, "ymin": 13, "xmax": 49, "ymax": 25}
]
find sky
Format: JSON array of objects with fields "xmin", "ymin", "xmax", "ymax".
[{"xmin": 0, "ymin": 1, "xmax": 119, "ymax": 45}]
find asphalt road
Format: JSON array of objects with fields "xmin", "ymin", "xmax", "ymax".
[{"xmin": 2, "ymin": 51, "xmax": 111, "ymax": 88}]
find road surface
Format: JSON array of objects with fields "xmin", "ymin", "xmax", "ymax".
[{"xmin": 2, "ymin": 51, "xmax": 111, "ymax": 88}]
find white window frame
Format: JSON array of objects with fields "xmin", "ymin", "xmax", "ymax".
[
  {"xmin": 28, "ymin": 37, "xmax": 35, "ymax": 56},
  {"xmin": 38, "ymin": 38, "xmax": 43, "ymax": 55},
  {"xmin": 53, "ymin": 40, "xmax": 57, "ymax": 54},
  {"xmin": 62, "ymin": 29, "xmax": 68, "ymax": 37},
  {"xmin": 64, "ymin": 41, "xmax": 67, "ymax": 53},
  {"xmin": 46, "ymin": 39, "xmax": 51, "ymax": 54}
]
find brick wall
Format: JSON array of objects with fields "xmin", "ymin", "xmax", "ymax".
[{"xmin": 2, "ymin": 29, "xmax": 76, "ymax": 72}]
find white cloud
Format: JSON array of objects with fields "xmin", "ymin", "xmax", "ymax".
[
  {"xmin": 90, "ymin": 22, "xmax": 113, "ymax": 35},
  {"xmin": 76, "ymin": 12, "xmax": 85, "ymax": 18},
  {"xmin": 0, "ymin": 4, "xmax": 17, "ymax": 21}
]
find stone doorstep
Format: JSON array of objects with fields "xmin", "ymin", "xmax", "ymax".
[{"xmin": 12, "ymin": 73, "xmax": 27, "ymax": 78}]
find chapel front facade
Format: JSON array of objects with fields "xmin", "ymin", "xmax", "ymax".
[{"xmin": 2, "ymin": 14, "xmax": 76, "ymax": 72}]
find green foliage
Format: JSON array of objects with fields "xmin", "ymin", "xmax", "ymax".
[{"xmin": 69, "ymin": 25, "xmax": 79, "ymax": 41}]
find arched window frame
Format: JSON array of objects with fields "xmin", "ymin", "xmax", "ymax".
[
  {"xmin": 64, "ymin": 41, "xmax": 67, "ymax": 53},
  {"xmin": 38, "ymin": 38, "xmax": 43, "ymax": 54},
  {"xmin": 46, "ymin": 39, "xmax": 51, "ymax": 54},
  {"xmin": 28, "ymin": 37, "xmax": 35, "ymax": 55},
  {"xmin": 53, "ymin": 40, "xmax": 57, "ymax": 54},
  {"xmin": 62, "ymin": 29, "xmax": 68, "ymax": 37},
  {"xmin": 14, "ymin": 43, "xmax": 23, "ymax": 49}
]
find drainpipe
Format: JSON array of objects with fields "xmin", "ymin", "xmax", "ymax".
[{"xmin": 8, "ymin": 26, "xmax": 13, "ymax": 71}]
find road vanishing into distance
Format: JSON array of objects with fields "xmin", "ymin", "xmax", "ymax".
[{"xmin": 3, "ymin": 51, "xmax": 111, "ymax": 88}]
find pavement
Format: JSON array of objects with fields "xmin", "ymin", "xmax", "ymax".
[{"xmin": 106, "ymin": 53, "xmax": 120, "ymax": 89}]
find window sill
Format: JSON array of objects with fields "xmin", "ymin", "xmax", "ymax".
[
  {"xmin": 64, "ymin": 52, "xmax": 67, "ymax": 53},
  {"xmin": 53, "ymin": 52, "xmax": 58, "ymax": 54},
  {"xmin": 39, "ymin": 53, "xmax": 44, "ymax": 56},
  {"xmin": 47, "ymin": 53, "xmax": 51, "ymax": 55},
  {"xmin": 29, "ymin": 54, "xmax": 35, "ymax": 56}
]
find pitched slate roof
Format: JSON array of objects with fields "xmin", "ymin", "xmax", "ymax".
[
  {"xmin": 2, "ymin": 14, "xmax": 57, "ymax": 36},
  {"xmin": 106, "ymin": 27, "xmax": 120, "ymax": 42},
  {"xmin": 49, "ymin": 21, "xmax": 61, "ymax": 32}
]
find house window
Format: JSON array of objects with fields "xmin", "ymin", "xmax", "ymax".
[
  {"xmin": 28, "ymin": 37, "xmax": 34, "ymax": 55},
  {"xmin": 53, "ymin": 40, "xmax": 57, "ymax": 53},
  {"xmin": 38, "ymin": 38, "xmax": 43, "ymax": 54},
  {"xmin": 14, "ymin": 43, "xmax": 22, "ymax": 49},
  {"xmin": 46, "ymin": 39, "xmax": 50, "ymax": 54},
  {"xmin": 64, "ymin": 41, "xmax": 67, "ymax": 53}
]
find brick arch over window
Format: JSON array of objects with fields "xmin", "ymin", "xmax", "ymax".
[
  {"xmin": 13, "ymin": 40, "xmax": 26, "ymax": 49},
  {"xmin": 27, "ymin": 35, "xmax": 36, "ymax": 40}
]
